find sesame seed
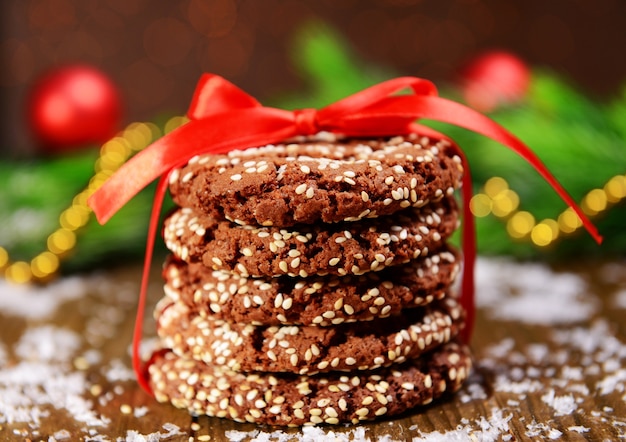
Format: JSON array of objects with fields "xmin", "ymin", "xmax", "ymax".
[
  {"xmin": 255, "ymin": 399, "xmax": 267, "ymax": 409},
  {"xmin": 279, "ymin": 261, "xmax": 289, "ymax": 272},
  {"xmin": 300, "ymin": 165, "xmax": 311, "ymax": 174},
  {"xmin": 346, "ymin": 357, "xmax": 357, "ymax": 365},
  {"xmin": 328, "ymin": 257, "xmax": 340, "ymax": 266},
  {"xmin": 356, "ymin": 407, "xmax": 369, "ymax": 417},
  {"xmin": 317, "ymin": 398, "xmax": 331, "ymax": 407},
  {"xmin": 295, "ymin": 183, "xmax": 307, "ymax": 195},
  {"xmin": 325, "ymin": 407, "xmax": 339, "ymax": 418},
  {"xmin": 424, "ymin": 375, "xmax": 432, "ymax": 388},
  {"xmin": 230, "ymin": 174, "xmax": 242, "ymax": 181},
  {"xmin": 293, "ymin": 400, "xmax": 305, "ymax": 409},
  {"xmin": 274, "ymin": 293, "xmax": 283, "ymax": 309},
  {"xmin": 449, "ymin": 367, "xmax": 457, "ymax": 380},
  {"xmin": 305, "ymin": 187, "xmax": 315, "ymax": 198},
  {"xmin": 338, "ymin": 398, "xmax": 348, "ymax": 411},
  {"xmin": 310, "ymin": 416, "xmax": 323, "ymax": 424},
  {"xmin": 375, "ymin": 406, "xmax": 388, "ymax": 416},
  {"xmin": 318, "ymin": 361, "xmax": 329, "ymax": 370},
  {"xmin": 182, "ymin": 171, "xmax": 194, "ymax": 183}
]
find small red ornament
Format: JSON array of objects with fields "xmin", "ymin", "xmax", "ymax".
[
  {"xmin": 27, "ymin": 64, "xmax": 123, "ymax": 153},
  {"xmin": 458, "ymin": 50, "xmax": 531, "ymax": 112}
]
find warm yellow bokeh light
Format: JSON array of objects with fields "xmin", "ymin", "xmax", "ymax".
[
  {"xmin": 507, "ymin": 211, "xmax": 535, "ymax": 239},
  {"xmin": 0, "ymin": 247, "xmax": 8, "ymax": 268},
  {"xmin": 605, "ymin": 175, "xmax": 626, "ymax": 202},
  {"xmin": 582, "ymin": 189, "xmax": 608, "ymax": 215},
  {"xmin": 558, "ymin": 208, "xmax": 582, "ymax": 233},
  {"xmin": 31, "ymin": 252, "xmax": 60, "ymax": 278},
  {"xmin": 5, "ymin": 262, "xmax": 32, "ymax": 284},
  {"xmin": 470, "ymin": 194, "xmax": 492, "ymax": 217},
  {"xmin": 484, "ymin": 176, "xmax": 509, "ymax": 198},
  {"xmin": 164, "ymin": 116, "xmax": 189, "ymax": 134},
  {"xmin": 531, "ymin": 222, "xmax": 555, "ymax": 247},
  {"xmin": 47, "ymin": 229, "xmax": 77, "ymax": 254},
  {"xmin": 492, "ymin": 189, "xmax": 520, "ymax": 217}
]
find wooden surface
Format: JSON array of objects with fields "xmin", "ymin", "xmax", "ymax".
[{"xmin": 1, "ymin": 257, "xmax": 625, "ymax": 441}]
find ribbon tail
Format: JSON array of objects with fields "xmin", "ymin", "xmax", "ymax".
[
  {"xmin": 414, "ymin": 95, "xmax": 603, "ymax": 245},
  {"xmin": 459, "ymin": 154, "xmax": 476, "ymax": 343},
  {"xmin": 132, "ymin": 174, "xmax": 169, "ymax": 396},
  {"xmin": 410, "ymin": 123, "xmax": 475, "ymax": 343},
  {"xmin": 88, "ymin": 144, "xmax": 171, "ymax": 224}
]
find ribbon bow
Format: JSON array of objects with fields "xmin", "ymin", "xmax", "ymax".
[{"xmin": 88, "ymin": 74, "xmax": 602, "ymax": 395}]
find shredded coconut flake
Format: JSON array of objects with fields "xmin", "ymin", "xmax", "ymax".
[{"xmin": 476, "ymin": 258, "xmax": 596, "ymax": 324}]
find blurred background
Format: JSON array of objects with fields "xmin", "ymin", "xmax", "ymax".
[
  {"xmin": 0, "ymin": 0, "xmax": 625, "ymax": 282},
  {"xmin": 2, "ymin": 0, "xmax": 625, "ymax": 153}
]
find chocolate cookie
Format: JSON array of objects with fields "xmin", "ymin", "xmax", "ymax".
[
  {"xmin": 163, "ymin": 247, "xmax": 459, "ymax": 326},
  {"xmin": 167, "ymin": 134, "xmax": 464, "ymax": 227},
  {"xmin": 148, "ymin": 340, "xmax": 472, "ymax": 426},
  {"xmin": 155, "ymin": 296, "xmax": 463, "ymax": 375},
  {"xmin": 163, "ymin": 197, "xmax": 459, "ymax": 278}
]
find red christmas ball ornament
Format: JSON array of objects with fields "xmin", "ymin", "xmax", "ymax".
[
  {"xmin": 458, "ymin": 50, "xmax": 531, "ymax": 112},
  {"xmin": 27, "ymin": 64, "xmax": 123, "ymax": 153}
]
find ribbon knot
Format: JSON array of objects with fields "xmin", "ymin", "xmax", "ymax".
[{"xmin": 293, "ymin": 108, "xmax": 319, "ymax": 135}]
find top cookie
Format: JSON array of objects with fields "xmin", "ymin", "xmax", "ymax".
[{"xmin": 168, "ymin": 133, "xmax": 464, "ymax": 227}]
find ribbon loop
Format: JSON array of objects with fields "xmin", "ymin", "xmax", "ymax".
[{"xmin": 293, "ymin": 108, "xmax": 319, "ymax": 135}]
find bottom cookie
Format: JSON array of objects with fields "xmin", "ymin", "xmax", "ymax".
[{"xmin": 148, "ymin": 340, "xmax": 472, "ymax": 426}]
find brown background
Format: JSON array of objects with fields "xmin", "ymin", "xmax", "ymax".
[{"xmin": 2, "ymin": 0, "xmax": 625, "ymax": 154}]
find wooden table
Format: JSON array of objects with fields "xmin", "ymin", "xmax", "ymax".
[{"xmin": 1, "ymin": 257, "xmax": 625, "ymax": 441}]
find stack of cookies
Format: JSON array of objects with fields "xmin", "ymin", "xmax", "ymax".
[{"xmin": 148, "ymin": 133, "xmax": 472, "ymax": 426}]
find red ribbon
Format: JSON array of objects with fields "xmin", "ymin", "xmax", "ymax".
[{"xmin": 88, "ymin": 74, "xmax": 602, "ymax": 396}]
